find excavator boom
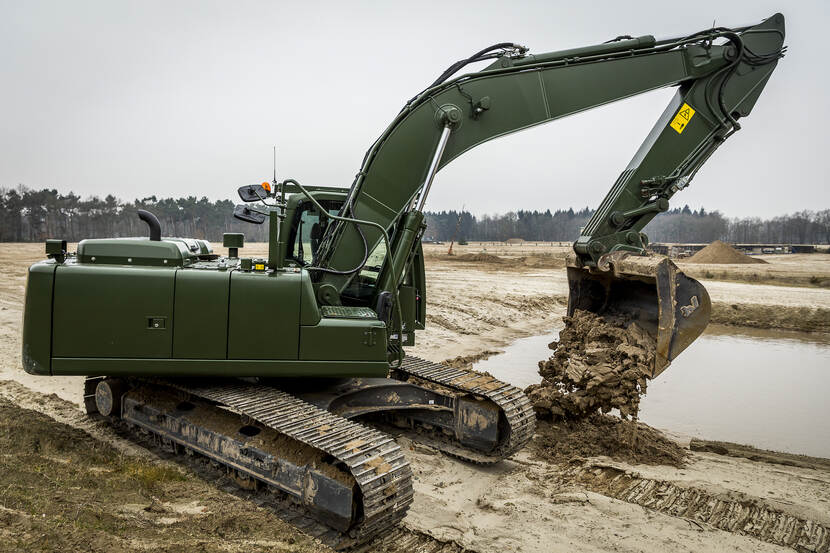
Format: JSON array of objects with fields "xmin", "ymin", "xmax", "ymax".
[
  {"xmin": 311, "ymin": 13, "xmax": 785, "ymax": 373},
  {"xmin": 317, "ymin": 13, "xmax": 784, "ymax": 280}
]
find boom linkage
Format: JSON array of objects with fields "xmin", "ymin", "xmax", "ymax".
[{"xmin": 313, "ymin": 13, "xmax": 785, "ymax": 302}]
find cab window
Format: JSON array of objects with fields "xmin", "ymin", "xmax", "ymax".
[{"xmin": 290, "ymin": 201, "xmax": 341, "ymax": 265}]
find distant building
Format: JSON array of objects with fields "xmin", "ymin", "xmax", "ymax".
[{"xmin": 650, "ymin": 243, "xmax": 815, "ymax": 257}]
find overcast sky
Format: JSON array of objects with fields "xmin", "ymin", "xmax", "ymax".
[{"xmin": 1, "ymin": 0, "xmax": 825, "ymax": 219}]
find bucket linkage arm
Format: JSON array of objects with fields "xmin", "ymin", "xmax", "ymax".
[{"xmin": 568, "ymin": 14, "xmax": 785, "ymax": 375}]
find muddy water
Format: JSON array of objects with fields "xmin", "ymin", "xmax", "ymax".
[{"xmin": 474, "ymin": 324, "xmax": 830, "ymax": 458}]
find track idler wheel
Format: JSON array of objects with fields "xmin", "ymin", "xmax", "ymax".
[
  {"xmin": 95, "ymin": 379, "xmax": 128, "ymax": 417},
  {"xmin": 566, "ymin": 251, "xmax": 711, "ymax": 377}
]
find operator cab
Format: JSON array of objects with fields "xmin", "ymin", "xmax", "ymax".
[
  {"xmin": 232, "ymin": 182, "xmax": 426, "ymax": 347},
  {"xmin": 284, "ymin": 196, "xmax": 393, "ymax": 306}
]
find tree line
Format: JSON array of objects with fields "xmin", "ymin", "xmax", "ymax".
[
  {"xmin": 425, "ymin": 205, "xmax": 830, "ymax": 245},
  {"xmin": 1, "ymin": 186, "xmax": 827, "ymax": 245},
  {"xmin": 0, "ymin": 187, "xmax": 268, "ymax": 243}
]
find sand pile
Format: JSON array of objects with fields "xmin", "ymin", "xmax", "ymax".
[
  {"xmin": 447, "ymin": 253, "xmax": 504, "ymax": 263},
  {"xmin": 687, "ymin": 240, "xmax": 767, "ymax": 264},
  {"xmin": 514, "ymin": 255, "xmax": 566, "ymax": 269},
  {"xmin": 525, "ymin": 310, "xmax": 655, "ymax": 420}
]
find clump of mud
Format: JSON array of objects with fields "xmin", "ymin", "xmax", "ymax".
[
  {"xmin": 531, "ymin": 415, "xmax": 686, "ymax": 467},
  {"xmin": 525, "ymin": 310, "xmax": 655, "ymax": 420},
  {"xmin": 687, "ymin": 240, "xmax": 767, "ymax": 264}
]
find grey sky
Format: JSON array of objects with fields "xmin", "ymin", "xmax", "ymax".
[{"xmin": 0, "ymin": 0, "xmax": 825, "ymax": 219}]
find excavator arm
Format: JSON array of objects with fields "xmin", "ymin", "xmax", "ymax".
[
  {"xmin": 315, "ymin": 14, "xmax": 783, "ymax": 282},
  {"xmin": 308, "ymin": 13, "xmax": 785, "ymax": 372}
]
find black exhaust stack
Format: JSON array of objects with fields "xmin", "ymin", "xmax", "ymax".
[{"xmin": 137, "ymin": 210, "xmax": 162, "ymax": 241}]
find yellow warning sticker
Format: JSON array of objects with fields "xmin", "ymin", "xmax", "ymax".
[{"xmin": 670, "ymin": 103, "xmax": 695, "ymax": 134}]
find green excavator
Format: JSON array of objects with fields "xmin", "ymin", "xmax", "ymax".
[{"xmin": 22, "ymin": 13, "xmax": 785, "ymax": 548}]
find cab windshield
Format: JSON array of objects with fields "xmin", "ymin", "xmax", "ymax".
[{"xmin": 289, "ymin": 200, "xmax": 342, "ymax": 265}]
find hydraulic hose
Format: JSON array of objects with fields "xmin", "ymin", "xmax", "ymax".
[{"xmin": 427, "ymin": 42, "xmax": 527, "ymax": 89}]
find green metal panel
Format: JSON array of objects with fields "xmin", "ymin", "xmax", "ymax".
[
  {"xmin": 50, "ymin": 357, "xmax": 389, "ymax": 378},
  {"xmin": 300, "ymin": 319, "xmax": 387, "ymax": 362},
  {"xmin": 52, "ymin": 264, "xmax": 176, "ymax": 358},
  {"xmin": 398, "ymin": 286, "xmax": 416, "ymax": 347},
  {"xmin": 21, "ymin": 261, "xmax": 57, "ymax": 375},
  {"xmin": 228, "ymin": 271, "xmax": 301, "ymax": 359},
  {"xmin": 77, "ymin": 239, "xmax": 188, "ymax": 267},
  {"xmin": 412, "ymin": 244, "xmax": 426, "ymax": 330},
  {"xmin": 299, "ymin": 269, "xmax": 321, "ymax": 326},
  {"xmin": 538, "ymin": 52, "xmax": 688, "ymax": 119},
  {"xmin": 173, "ymin": 269, "xmax": 230, "ymax": 359}
]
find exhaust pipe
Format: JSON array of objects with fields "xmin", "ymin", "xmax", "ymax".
[
  {"xmin": 566, "ymin": 251, "xmax": 710, "ymax": 377},
  {"xmin": 137, "ymin": 209, "xmax": 162, "ymax": 241}
]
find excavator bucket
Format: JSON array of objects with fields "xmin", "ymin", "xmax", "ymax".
[{"xmin": 566, "ymin": 251, "xmax": 711, "ymax": 378}]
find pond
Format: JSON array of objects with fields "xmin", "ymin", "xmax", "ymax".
[{"xmin": 474, "ymin": 324, "xmax": 830, "ymax": 458}]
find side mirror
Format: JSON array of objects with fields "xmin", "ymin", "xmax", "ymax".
[
  {"xmin": 233, "ymin": 204, "xmax": 266, "ymax": 224},
  {"xmin": 238, "ymin": 184, "xmax": 269, "ymax": 202}
]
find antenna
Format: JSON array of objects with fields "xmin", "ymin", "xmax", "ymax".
[{"xmin": 272, "ymin": 146, "xmax": 277, "ymax": 184}]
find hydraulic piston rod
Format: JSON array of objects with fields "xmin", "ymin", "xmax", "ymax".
[{"xmin": 416, "ymin": 124, "xmax": 452, "ymax": 212}]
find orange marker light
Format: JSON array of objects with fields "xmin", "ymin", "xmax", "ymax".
[{"xmin": 261, "ymin": 181, "xmax": 272, "ymax": 192}]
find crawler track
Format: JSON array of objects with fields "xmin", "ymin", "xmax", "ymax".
[
  {"xmin": 392, "ymin": 356, "xmax": 536, "ymax": 463},
  {"xmin": 86, "ymin": 377, "xmax": 414, "ymax": 550},
  {"xmin": 82, "ymin": 358, "xmax": 533, "ymax": 545}
]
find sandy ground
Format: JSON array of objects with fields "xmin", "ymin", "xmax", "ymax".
[
  {"xmin": 0, "ymin": 386, "xmax": 328, "ymax": 553},
  {"xmin": 2, "ymin": 242, "xmax": 830, "ymax": 553}
]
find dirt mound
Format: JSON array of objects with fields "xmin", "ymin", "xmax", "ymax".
[
  {"xmin": 526, "ymin": 310, "xmax": 655, "ymax": 420},
  {"xmin": 514, "ymin": 255, "xmax": 566, "ymax": 269},
  {"xmin": 531, "ymin": 415, "xmax": 686, "ymax": 467},
  {"xmin": 687, "ymin": 240, "xmax": 767, "ymax": 264},
  {"xmin": 447, "ymin": 253, "xmax": 505, "ymax": 263},
  {"xmin": 710, "ymin": 302, "xmax": 830, "ymax": 332}
]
